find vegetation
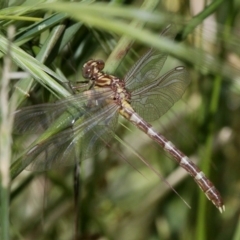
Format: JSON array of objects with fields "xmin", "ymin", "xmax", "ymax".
[{"xmin": 0, "ymin": 0, "xmax": 239, "ymax": 239}]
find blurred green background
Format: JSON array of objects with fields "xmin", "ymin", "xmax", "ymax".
[{"xmin": 0, "ymin": 0, "xmax": 240, "ymax": 239}]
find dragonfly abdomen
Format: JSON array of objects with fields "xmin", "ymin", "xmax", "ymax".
[{"xmin": 121, "ymin": 104, "xmax": 224, "ymax": 213}]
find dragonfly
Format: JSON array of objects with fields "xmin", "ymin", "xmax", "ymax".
[{"xmin": 14, "ymin": 25, "xmax": 224, "ymax": 213}]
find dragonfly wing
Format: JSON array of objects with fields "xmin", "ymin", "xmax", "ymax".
[
  {"xmin": 23, "ymin": 128, "xmax": 76, "ymax": 170},
  {"xmin": 13, "ymin": 88, "xmax": 112, "ymax": 134},
  {"xmin": 79, "ymin": 105, "xmax": 119, "ymax": 161},
  {"xmin": 23, "ymin": 103, "xmax": 119, "ymax": 171},
  {"xmin": 125, "ymin": 24, "xmax": 177, "ymax": 91},
  {"xmin": 14, "ymin": 103, "xmax": 71, "ymax": 134},
  {"xmin": 131, "ymin": 66, "xmax": 190, "ymax": 122}
]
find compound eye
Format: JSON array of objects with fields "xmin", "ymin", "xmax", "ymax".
[
  {"xmin": 96, "ymin": 59, "xmax": 105, "ymax": 71},
  {"xmin": 82, "ymin": 65, "xmax": 92, "ymax": 79}
]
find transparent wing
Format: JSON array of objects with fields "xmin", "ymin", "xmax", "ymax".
[
  {"xmin": 125, "ymin": 24, "xmax": 177, "ymax": 91},
  {"xmin": 130, "ymin": 66, "xmax": 190, "ymax": 122},
  {"xmin": 22, "ymin": 102, "xmax": 119, "ymax": 171},
  {"xmin": 13, "ymin": 88, "xmax": 113, "ymax": 134}
]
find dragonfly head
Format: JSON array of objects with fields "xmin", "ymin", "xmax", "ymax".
[{"xmin": 82, "ymin": 59, "xmax": 105, "ymax": 80}]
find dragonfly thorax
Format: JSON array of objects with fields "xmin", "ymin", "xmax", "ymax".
[
  {"xmin": 82, "ymin": 59, "xmax": 131, "ymax": 105},
  {"xmin": 112, "ymin": 82, "xmax": 131, "ymax": 106}
]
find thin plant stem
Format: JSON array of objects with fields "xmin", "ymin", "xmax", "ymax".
[
  {"xmin": 180, "ymin": 0, "xmax": 225, "ymax": 40},
  {"xmin": 196, "ymin": 74, "xmax": 223, "ymax": 240},
  {"xmin": 105, "ymin": 0, "xmax": 160, "ymax": 72},
  {"xmin": 0, "ymin": 26, "xmax": 16, "ymax": 240}
]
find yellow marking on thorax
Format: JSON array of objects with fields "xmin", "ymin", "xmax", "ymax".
[
  {"xmin": 95, "ymin": 74, "xmax": 113, "ymax": 86},
  {"xmin": 119, "ymin": 100, "xmax": 134, "ymax": 119}
]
